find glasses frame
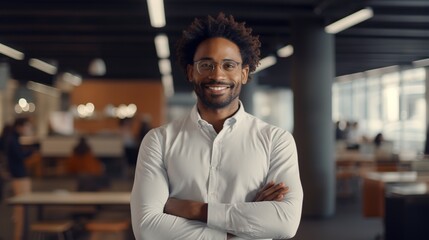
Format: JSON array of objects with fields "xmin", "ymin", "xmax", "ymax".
[{"xmin": 193, "ymin": 59, "xmax": 242, "ymax": 75}]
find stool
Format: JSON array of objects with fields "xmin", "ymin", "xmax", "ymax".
[
  {"xmin": 30, "ymin": 220, "xmax": 74, "ymax": 240},
  {"xmin": 85, "ymin": 220, "xmax": 130, "ymax": 240}
]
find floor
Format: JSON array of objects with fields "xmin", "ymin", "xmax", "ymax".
[{"xmin": 0, "ymin": 177, "xmax": 383, "ymax": 240}]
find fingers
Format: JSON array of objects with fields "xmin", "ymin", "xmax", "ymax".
[
  {"xmin": 254, "ymin": 182, "xmax": 289, "ymax": 202},
  {"xmin": 254, "ymin": 181, "xmax": 275, "ymax": 200}
]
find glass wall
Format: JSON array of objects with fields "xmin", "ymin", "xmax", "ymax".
[{"xmin": 333, "ymin": 67, "xmax": 426, "ymax": 154}]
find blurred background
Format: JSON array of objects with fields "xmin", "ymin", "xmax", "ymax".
[{"xmin": 0, "ymin": 0, "xmax": 429, "ymax": 240}]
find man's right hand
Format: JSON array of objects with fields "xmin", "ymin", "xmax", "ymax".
[{"xmin": 254, "ymin": 181, "xmax": 289, "ymax": 202}]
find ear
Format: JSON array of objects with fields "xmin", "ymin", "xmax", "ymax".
[
  {"xmin": 186, "ymin": 64, "xmax": 194, "ymax": 82},
  {"xmin": 241, "ymin": 65, "xmax": 249, "ymax": 84}
]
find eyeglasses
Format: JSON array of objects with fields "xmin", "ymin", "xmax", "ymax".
[{"xmin": 194, "ymin": 59, "xmax": 241, "ymax": 75}]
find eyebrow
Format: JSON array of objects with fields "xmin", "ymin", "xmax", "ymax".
[{"xmin": 193, "ymin": 57, "xmax": 239, "ymax": 62}]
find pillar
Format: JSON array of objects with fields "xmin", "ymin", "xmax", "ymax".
[
  {"xmin": 240, "ymin": 75, "xmax": 258, "ymax": 114},
  {"xmin": 291, "ymin": 18, "xmax": 335, "ymax": 217}
]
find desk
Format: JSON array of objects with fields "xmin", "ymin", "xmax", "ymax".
[
  {"xmin": 362, "ymin": 171, "xmax": 418, "ymax": 217},
  {"xmin": 385, "ymin": 183, "xmax": 429, "ymax": 240},
  {"xmin": 8, "ymin": 191, "xmax": 130, "ymax": 240}
]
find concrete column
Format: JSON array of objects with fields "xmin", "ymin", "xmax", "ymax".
[
  {"xmin": 291, "ymin": 18, "xmax": 335, "ymax": 217},
  {"xmin": 240, "ymin": 75, "xmax": 258, "ymax": 115}
]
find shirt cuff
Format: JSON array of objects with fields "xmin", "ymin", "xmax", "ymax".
[{"xmin": 207, "ymin": 202, "xmax": 226, "ymax": 232}]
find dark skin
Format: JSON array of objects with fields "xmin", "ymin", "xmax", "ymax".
[{"xmin": 165, "ymin": 37, "xmax": 289, "ymax": 238}]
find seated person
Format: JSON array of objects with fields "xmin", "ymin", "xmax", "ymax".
[
  {"xmin": 65, "ymin": 137, "xmax": 104, "ymax": 176},
  {"xmin": 373, "ymin": 133, "xmax": 393, "ymax": 162}
]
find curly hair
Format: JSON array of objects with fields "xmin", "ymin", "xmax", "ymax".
[{"xmin": 176, "ymin": 12, "xmax": 261, "ymax": 78}]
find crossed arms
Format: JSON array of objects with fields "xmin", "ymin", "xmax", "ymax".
[
  {"xmin": 164, "ymin": 182, "xmax": 289, "ymax": 239},
  {"xmin": 130, "ymin": 130, "xmax": 303, "ymax": 240}
]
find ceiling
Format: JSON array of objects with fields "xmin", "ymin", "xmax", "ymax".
[{"xmin": 0, "ymin": 0, "xmax": 428, "ymax": 93}]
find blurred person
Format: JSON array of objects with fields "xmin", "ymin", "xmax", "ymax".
[
  {"xmin": 137, "ymin": 114, "xmax": 152, "ymax": 146},
  {"xmin": 0, "ymin": 124, "xmax": 13, "ymax": 201},
  {"xmin": 334, "ymin": 120, "xmax": 347, "ymax": 141},
  {"xmin": 346, "ymin": 121, "xmax": 361, "ymax": 150},
  {"xmin": 131, "ymin": 13, "xmax": 303, "ymax": 240},
  {"xmin": 373, "ymin": 133, "xmax": 384, "ymax": 148},
  {"xmin": 373, "ymin": 132, "xmax": 392, "ymax": 161},
  {"xmin": 2, "ymin": 117, "xmax": 37, "ymax": 240},
  {"xmin": 119, "ymin": 117, "xmax": 139, "ymax": 167},
  {"xmin": 65, "ymin": 136, "xmax": 104, "ymax": 176}
]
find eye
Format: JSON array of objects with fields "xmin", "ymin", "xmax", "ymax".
[
  {"xmin": 222, "ymin": 61, "xmax": 238, "ymax": 71},
  {"xmin": 198, "ymin": 60, "xmax": 214, "ymax": 70}
]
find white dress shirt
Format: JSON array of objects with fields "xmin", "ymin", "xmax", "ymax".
[{"xmin": 131, "ymin": 103, "xmax": 303, "ymax": 240}]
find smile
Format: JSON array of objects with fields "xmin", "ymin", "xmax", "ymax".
[{"xmin": 207, "ymin": 86, "xmax": 228, "ymax": 91}]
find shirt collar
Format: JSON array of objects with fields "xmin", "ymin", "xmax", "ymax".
[{"xmin": 190, "ymin": 101, "xmax": 246, "ymax": 128}]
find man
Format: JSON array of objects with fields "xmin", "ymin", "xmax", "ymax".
[
  {"xmin": 3, "ymin": 117, "xmax": 36, "ymax": 240},
  {"xmin": 131, "ymin": 13, "xmax": 303, "ymax": 240}
]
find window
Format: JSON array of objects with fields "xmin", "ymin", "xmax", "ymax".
[{"xmin": 333, "ymin": 67, "xmax": 426, "ymax": 154}]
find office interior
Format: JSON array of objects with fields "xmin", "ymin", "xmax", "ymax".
[{"xmin": 1, "ymin": 1, "xmax": 429, "ymax": 239}]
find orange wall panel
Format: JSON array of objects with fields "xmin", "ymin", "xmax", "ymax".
[{"xmin": 70, "ymin": 80, "xmax": 165, "ymax": 134}]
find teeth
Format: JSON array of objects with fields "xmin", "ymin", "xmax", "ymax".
[{"xmin": 209, "ymin": 86, "xmax": 227, "ymax": 91}]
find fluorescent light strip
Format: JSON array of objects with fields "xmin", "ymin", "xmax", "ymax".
[
  {"xmin": 158, "ymin": 59, "xmax": 171, "ymax": 75},
  {"xmin": 155, "ymin": 34, "xmax": 170, "ymax": 58},
  {"xmin": 147, "ymin": 0, "xmax": 166, "ymax": 28},
  {"xmin": 325, "ymin": 7, "xmax": 373, "ymax": 34},
  {"xmin": 0, "ymin": 43, "xmax": 24, "ymax": 60},
  {"xmin": 277, "ymin": 45, "xmax": 294, "ymax": 58},
  {"xmin": 62, "ymin": 72, "xmax": 82, "ymax": 86},
  {"xmin": 412, "ymin": 58, "xmax": 429, "ymax": 68},
  {"xmin": 27, "ymin": 81, "xmax": 60, "ymax": 97},
  {"xmin": 161, "ymin": 74, "xmax": 174, "ymax": 98},
  {"xmin": 254, "ymin": 56, "xmax": 277, "ymax": 73},
  {"xmin": 29, "ymin": 58, "xmax": 57, "ymax": 75}
]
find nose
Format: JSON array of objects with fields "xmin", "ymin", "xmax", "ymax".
[{"xmin": 208, "ymin": 64, "xmax": 226, "ymax": 79}]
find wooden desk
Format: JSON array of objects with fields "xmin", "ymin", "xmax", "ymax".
[
  {"xmin": 362, "ymin": 171, "xmax": 418, "ymax": 217},
  {"xmin": 8, "ymin": 191, "xmax": 130, "ymax": 240}
]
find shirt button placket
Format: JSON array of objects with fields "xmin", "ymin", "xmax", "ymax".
[{"xmin": 208, "ymin": 137, "xmax": 221, "ymax": 201}]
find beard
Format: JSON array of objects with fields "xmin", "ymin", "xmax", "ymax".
[{"xmin": 192, "ymin": 80, "xmax": 241, "ymax": 109}]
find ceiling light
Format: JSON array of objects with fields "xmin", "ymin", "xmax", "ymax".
[
  {"xmin": 62, "ymin": 72, "xmax": 82, "ymax": 86},
  {"xmin": 0, "ymin": 43, "xmax": 24, "ymax": 60},
  {"xmin": 154, "ymin": 34, "xmax": 170, "ymax": 58},
  {"xmin": 325, "ymin": 7, "xmax": 374, "ymax": 34},
  {"xmin": 254, "ymin": 55, "xmax": 277, "ymax": 73},
  {"xmin": 162, "ymin": 74, "xmax": 174, "ymax": 98},
  {"xmin": 27, "ymin": 81, "xmax": 60, "ymax": 97},
  {"xmin": 28, "ymin": 58, "xmax": 57, "ymax": 75},
  {"xmin": 88, "ymin": 58, "xmax": 106, "ymax": 76},
  {"xmin": 277, "ymin": 45, "xmax": 294, "ymax": 58},
  {"xmin": 158, "ymin": 59, "xmax": 171, "ymax": 75},
  {"xmin": 147, "ymin": 0, "xmax": 166, "ymax": 28},
  {"xmin": 412, "ymin": 58, "xmax": 429, "ymax": 68}
]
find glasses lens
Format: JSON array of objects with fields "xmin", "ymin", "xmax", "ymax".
[
  {"xmin": 197, "ymin": 60, "xmax": 214, "ymax": 74},
  {"xmin": 195, "ymin": 60, "xmax": 240, "ymax": 75},
  {"xmin": 222, "ymin": 60, "xmax": 239, "ymax": 72}
]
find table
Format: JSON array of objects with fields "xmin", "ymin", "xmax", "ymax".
[
  {"xmin": 7, "ymin": 191, "xmax": 130, "ymax": 240},
  {"xmin": 362, "ymin": 171, "xmax": 419, "ymax": 217}
]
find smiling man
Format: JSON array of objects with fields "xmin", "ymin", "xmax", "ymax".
[{"xmin": 130, "ymin": 13, "xmax": 303, "ymax": 240}]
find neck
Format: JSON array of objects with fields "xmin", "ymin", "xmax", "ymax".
[{"xmin": 197, "ymin": 100, "xmax": 240, "ymax": 133}]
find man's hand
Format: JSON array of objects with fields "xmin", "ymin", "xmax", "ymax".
[
  {"xmin": 164, "ymin": 198, "xmax": 208, "ymax": 222},
  {"xmin": 254, "ymin": 181, "xmax": 289, "ymax": 202}
]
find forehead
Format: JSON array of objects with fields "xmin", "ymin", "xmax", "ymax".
[{"xmin": 194, "ymin": 37, "xmax": 242, "ymax": 61}]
